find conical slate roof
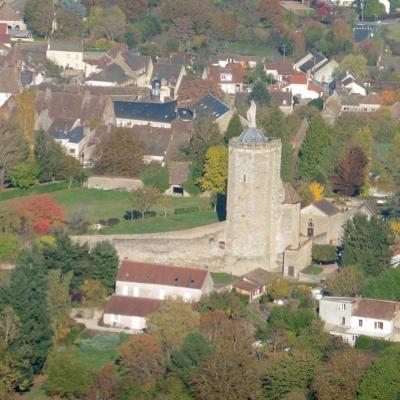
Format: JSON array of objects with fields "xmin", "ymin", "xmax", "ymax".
[{"xmin": 237, "ymin": 126, "xmax": 267, "ymax": 144}]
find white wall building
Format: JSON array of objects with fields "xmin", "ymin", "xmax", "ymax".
[
  {"xmin": 47, "ymin": 40, "xmax": 85, "ymax": 70},
  {"xmin": 319, "ymin": 297, "xmax": 400, "ymax": 346}
]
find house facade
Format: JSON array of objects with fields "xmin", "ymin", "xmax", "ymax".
[
  {"xmin": 47, "ymin": 40, "xmax": 84, "ymax": 70},
  {"xmin": 203, "ymin": 63, "xmax": 244, "ymax": 95},
  {"xmin": 320, "ymin": 297, "xmax": 400, "ymax": 346}
]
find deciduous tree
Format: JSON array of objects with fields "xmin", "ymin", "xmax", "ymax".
[
  {"xmin": 92, "ymin": 128, "xmax": 144, "ymax": 177},
  {"xmin": 338, "ymin": 54, "xmax": 369, "ymax": 79},
  {"xmin": 325, "ymin": 267, "xmax": 365, "ymax": 296},
  {"xmin": 83, "ymin": 363, "xmax": 119, "ymax": 400},
  {"xmin": 308, "ymin": 181, "xmax": 324, "ymax": 201},
  {"xmin": 129, "ymin": 186, "xmax": 160, "ymax": 220},
  {"xmin": 118, "ymin": 334, "xmax": 166, "ymax": 385},
  {"xmin": 24, "ymin": 0, "xmax": 54, "ymax": 37},
  {"xmin": 331, "ymin": 145, "xmax": 368, "ymax": 196},
  {"xmin": 10, "ymin": 161, "xmax": 39, "ymax": 189},
  {"xmin": 89, "ymin": 6, "xmax": 126, "ymax": 41},
  {"xmin": 147, "ymin": 298, "xmax": 200, "ymax": 353},
  {"xmin": 198, "ymin": 145, "xmax": 228, "ymax": 194}
]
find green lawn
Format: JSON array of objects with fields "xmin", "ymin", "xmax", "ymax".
[
  {"xmin": 302, "ymin": 265, "xmax": 323, "ymax": 275},
  {"xmin": 100, "ymin": 210, "xmax": 218, "ymax": 234},
  {"xmin": 375, "ymin": 143, "xmax": 391, "ymax": 161},
  {"xmin": 211, "ymin": 272, "xmax": 239, "ymax": 285},
  {"xmin": 72, "ymin": 333, "xmax": 128, "ymax": 370},
  {"xmin": 385, "ymin": 22, "xmax": 400, "ymax": 42},
  {"xmin": 219, "ymin": 42, "xmax": 274, "ymax": 57}
]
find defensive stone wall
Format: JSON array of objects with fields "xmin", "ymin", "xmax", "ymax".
[{"xmin": 87, "ymin": 176, "xmax": 143, "ymax": 192}]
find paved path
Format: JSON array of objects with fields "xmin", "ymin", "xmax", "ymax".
[{"xmin": 73, "ymin": 317, "xmax": 140, "ymax": 335}]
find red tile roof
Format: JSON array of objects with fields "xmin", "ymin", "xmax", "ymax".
[
  {"xmin": 104, "ymin": 295, "xmax": 162, "ymax": 317},
  {"xmin": 117, "ymin": 260, "xmax": 209, "ymax": 289},
  {"xmin": 283, "ymin": 183, "xmax": 301, "ymax": 204},
  {"xmin": 233, "ymin": 280, "xmax": 259, "ymax": 292},
  {"xmin": 265, "ymin": 61, "xmax": 294, "ymax": 76},
  {"xmin": 207, "ymin": 63, "xmax": 244, "ymax": 84},
  {"xmin": 353, "ymin": 298, "xmax": 400, "ymax": 320},
  {"xmin": 308, "ymin": 81, "xmax": 322, "ymax": 94},
  {"xmin": 289, "ymin": 73, "xmax": 308, "ymax": 85}
]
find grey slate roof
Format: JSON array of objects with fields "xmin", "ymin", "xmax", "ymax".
[
  {"xmin": 313, "ymin": 199, "xmax": 340, "ymax": 216},
  {"xmin": 49, "ymin": 40, "xmax": 83, "ymax": 52},
  {"xmin": 113, "ymin": 100, "xmax": 177, "ymax": 123},
  {"xmin": 88, "ymin": 63, "xmax": 130, "ymax": 84},
  {"xmin": 299, "ymin": 53, "xmax": 325, "ymax": 74},
  {"xmin": 153, "ymin": 63, "xmax": 182, "ymax": 85},
  {"xmin": 55, "ymin": 126, "xmax": 84, "ymax": 144},
  {"xmin": 193, "ymin": 93, "xmax": 230, "ymax": 120},
  {"xmin": 237, "ymin": 127, "xmax": 267, "ymax": 145},
  {"xmin": 122, "ymin": 53, "xmax": 149, "ymax": 71}
]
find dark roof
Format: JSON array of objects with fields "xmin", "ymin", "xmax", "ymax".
[
  {"xmin": 54, "ymin": 126, "xmax": 84, "ymax": 143},
  {"xmin": 193, "ymin": 93, "xmax": 230, "ymax": 120},
  {"xmin": 113, "ymin": 100, "xmax": 177, "ymax": 123},
  {"xmin": 313, "ymin": 199, "xmax": 340, "ymax": 216},
  {"xmin": 242, "ymin": 268, "xmax": 274, "ymax": 287},
  {"xmin": 122, "ymin": 52, "xmax": 149, "ymax": 71},
  {"xmin": 153, "ymin": 63, "xmax": 183, "ymax": 86},
  {"xmin": 168, "ymin": 161, "xmax": 190, "ymax": 185},
  {"xmin": 117, "ymin": 260, "xmax": 209, "ymax": 290},
  {"xmin": 237, "ymin": 127, "xmax": 267, "ymax": 145},
  {"xmin": 20, "ymin": 70, "xmax": 32, "ymax": 88},
  {"xmin": 270, "ymin": 91, "xmax": 292, "ymax": 106},
  {"xmin": 129, "ymin": 126, "xmax": 172, "ymax": 156},
  {"xmin": 104, "ymin": 295, "xmax": 162, "ymax": 317},
  {"xmin": 88, "ymin": 63, "xmax": 130, "ymax": 84},
  {"xmin": 298, "ymin": 53, "xmax": 325, "ymax": 74},
  {"xmin": 49, "ymin": 40, "xmax": 83, "ymax": 52},
  {"xmin": 233, "ymin": 280, "xmax": 259, "ymax": 292},
  {"xmin": 283, "ymin": 183, "xmax": 301, "ymax": 204},
  {"xmin": 353, "ymin": 298, "xmax": 400, "ymax": 320}
]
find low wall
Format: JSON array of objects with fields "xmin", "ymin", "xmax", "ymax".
[{"xmin": 87, "ymin": 176, "xmax": 143, "ymax": 192}]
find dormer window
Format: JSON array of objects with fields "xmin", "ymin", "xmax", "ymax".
[{"xmin": 220, "ymin": 73, "xmax": 232, "ymax": 82}]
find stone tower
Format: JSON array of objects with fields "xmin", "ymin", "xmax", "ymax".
[{"xmin": 224, "ymin": 101, "xmax": 286, "ymax": 271}]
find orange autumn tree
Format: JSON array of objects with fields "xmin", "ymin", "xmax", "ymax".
[
  {"xmin": 12, "ymin": 194, "xmax": 64, "ymax": 233},
  {"xmin": 379, "ymin": 90, "xmax": 400, "ymax": 106}
]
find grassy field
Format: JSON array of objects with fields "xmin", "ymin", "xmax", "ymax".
[
  {"xmin": 219, "ymin": 42, "xmax": 274, "ymax": 56},
  {"xmin": 101, "ymin": 210, "xmax": 218, "ymax": 234},
  {"xmin": 211, "ymin": 272, "xmax": 239, "ymax": 285},
  {"xmin": 385, "ymin": 22, "xmax": 400, "ymax": 42},
  {"xmin": 302, "ymin": 265, "xmax": 323, "ymax": 275},
  {"xmin": 0, "ymin": 186, "xmax": 216, "ymax": 231}
]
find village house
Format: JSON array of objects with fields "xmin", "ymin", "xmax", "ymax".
[
  {"xmin": 0, "ymin": 1, "xmax": 26, "ymax": 31},
  {"xmin": 46, "ymin": 39, "xmax": 84, "ymax": 70},
  {"xmin": 103, "ymin": 295, "xmax": 162, "ymax": 330},
  {"xmin": 151, "ymin": 62, "xmax": 185, "ymax": 99},
  {"xmin": 282, "ymin": 73, "xmax": 322, "ymax": 100},
  {"xmin": 264, "ymin": 60, "xmax": 294, "ymax": 82},
  {"xmin": 300, "ymin": 198, "xmax": 376, "ymax": 245},
  {"xmin": 54, "ymin": 125, "xmax": 92, "ymax": 164},
  {"xmin": 270, "ymin": 91, "xmax": 293, "ymax": 115},
  {"xmin": 113, "ymin": 99, "xmax": 177, "ymax": 129},
  {"xmin": 319, "ymin": 297, "xmax": 400, "ymax": 346},
  {"xmin": 336, "ymin": 72, "xmax": 367, "ymax": 96},
  {"xmin": 193, "ymin": 93, "xmax": 233, "ymax": 132},
  {"xmin": 339, "ymin": 93, "xmax": 381, "ymax": 114},
  {"xmin": 35, "ymin": 88, "xmax": 115, "ymax": 133},
  {"xmin": 202, "ymin": 63, "xmax": 245, "ymax": 95},
  {"xmin": 85, "ymin": 64, "xmax": 132, "ymax": 87},
  {"xmin": 233, "ymin": 268, "xmax": 273, "ymax": 301},
  {"xmin": 0, "ymin": 23, "xmax": 11, "ymax": 47},
  {"xmin": 102, "ymin": 261, "xmax": 214, "ymax": 330},
  {"xmin": 115, "ymin": 260, "xmax": 214, "ymax": 301},
  {"xmin": 294, "ymin": 52, "xmax": 338, "ymax": 86}
]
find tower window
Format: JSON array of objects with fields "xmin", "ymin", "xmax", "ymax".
[{"xmin": 243, "ymin": 174, "xmax": 246, "ymax": 182}]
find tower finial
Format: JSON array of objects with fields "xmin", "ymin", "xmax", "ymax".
[{"xmin": 247, "ymin": 100, "xmax": 257, "ymax": 128}]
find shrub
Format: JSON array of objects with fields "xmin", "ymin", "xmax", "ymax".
[
  {"xmin": 107, "ymin": 218, "xmax": 120, "ymax": 227},
  {"xmin": 174, "ymin": 206, "xmax": 200, "ymax": 215},
  {"xmin": 308, "ymin": 97, "xmax": 324, "ymax": 110},
  {"xmin": 312, "ymin": 244, "xmax": 337, "ymax": 264},
  {"xmin": 139, "ymin": 163, "xmax": 169, "ymax": 192}
]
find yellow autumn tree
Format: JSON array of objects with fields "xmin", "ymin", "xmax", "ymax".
[
  {"xmin": 15, "ymin": 90, "xmax": 36, "ymax": 159},
  {"xmin": 308, "ymin": 181, "xmax": 324, "ymax": 202},
  {"xmin": 197, "ymin": 145, "xmax": 228, "ymax": 194},
  {"xmin": 390, "ymin": 220, "xmax": 400, "ymax": 237}
]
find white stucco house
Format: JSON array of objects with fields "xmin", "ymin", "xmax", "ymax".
[
  {"xmin": 282, "ymin": 73, "xmax": 322, "ymax": 100},
  {"xmin": 54, "ymin": 125, "xmax": 90, "ymax": 163},
  {"xmin": 319, "ymin": 297, "xmax": 400, "ymax": 346},
  {"xmin": 46, "ymin": 40, "xmax": 84, "ymax": 70},
  {"xmin": 102, "ymin": 260, "xmax": 214, "ymax": 331}
]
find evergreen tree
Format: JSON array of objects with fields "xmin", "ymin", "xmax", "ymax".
[
  {"xmin": 224, "ymin": 113, "xmax": 243, "ymax": 144},
  {"xmin": 2, "ymin": 250, "xmax": 53, "ymax": 385},
  {"xmin": 299, "ymin": 116, "xmax": 330, "ymax": 180},
  {"xmin": 42, "ymin": 234, "xmax": 92, "ymax": 291},
  {"xmin": 341, "ymin": 214, "xmax": 392, "ymax": 276},
  {"xmin": 250, "ymin": 80, "xmax": 271, "ymax": 106},
  {"xmin": 90, "ymin": 241, "xmax": 119, "ymax": 294}
]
